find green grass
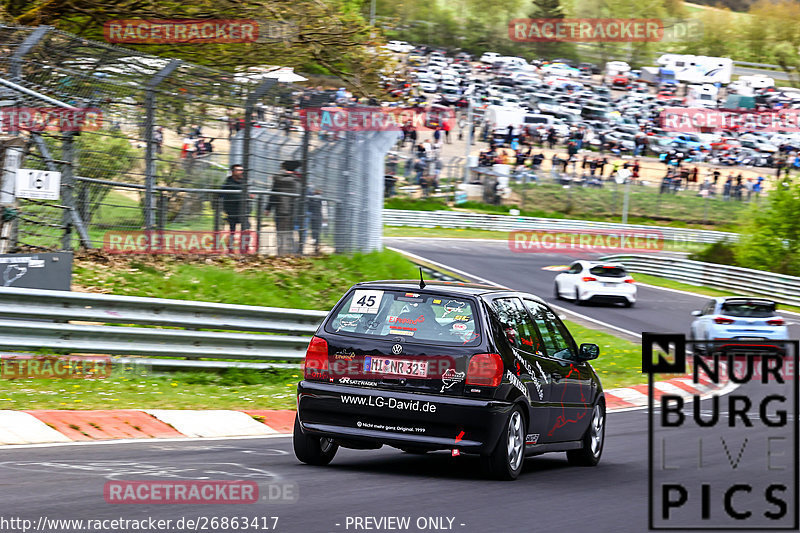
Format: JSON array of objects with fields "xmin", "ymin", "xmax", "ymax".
[
  {"xmin": 563, "ymin": 320, "xmax": 644, "ymax": 389},
  {"xmin": 0, "ymin": 367, "xmax": 300, "ymax": 410},
  {"xmin": 73, "ymin": 249, "xmax": 420, "ymax": 310},
  {"xmin": 387, "ymin": 188, "xmax": 747, "ymax": 231}
]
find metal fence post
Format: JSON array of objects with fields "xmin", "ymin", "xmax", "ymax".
[
  {"xmin": 31, "ymin": 133, "xmax": 92, "ymax": 248},
  {"xmin": 60, "ymin": 131, "xmax": 76, "ymax": 250},
  {"xmin": 243, "ymin": 79, "xmax": 277, "ymax": 255},
  {"xmin": 9, "ymin": 26, "xmax": 52, "ymax": 81},
  {"xmin": 144, "ymin": 60, "xmax": 181, "ymax": 231},
  {"xmin": 296, "ymin": 129, "xmax": 310, "ymax": 255}
]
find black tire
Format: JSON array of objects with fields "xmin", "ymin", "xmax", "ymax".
[
  {"xmin": 482, "ymin": 406, "xmax": 526, "ymax": 480},
  {"xmin": 567, "ymin": 402, "xmax": 605, "ymax": 467},
  {"xmin": 554, "ymin": 282, "xmax": 563, "ymax": 300},
  {"xmin": 293, "ymin": 415, "xmax": 338, "ymax": 466},
  {"xmin": 575, "ymin": 288, "xmax": 584, "ymax": 306},
  {"xmin": 624, "ymin": 300, "xmax": 634, "ymax": 308}
]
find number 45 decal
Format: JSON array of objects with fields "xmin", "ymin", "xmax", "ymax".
[{"xmin": 349, "ymin": 290, "xmax": 384, "ymax": 314}]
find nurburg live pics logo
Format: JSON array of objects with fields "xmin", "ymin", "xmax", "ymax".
[{"xmin": 643, "ymin": 333, "xmax": 798, "ymax": 530}]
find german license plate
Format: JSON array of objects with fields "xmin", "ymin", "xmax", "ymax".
[
  {"xmin": 364, "ymin": 356, "xmax": 428, "ymax": 378},
  {"xmin": 603, "ymin": 282, "xmax": 618, "ymax": 287}
]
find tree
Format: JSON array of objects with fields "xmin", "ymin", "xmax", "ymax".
[
  {"xmin": 734, "ymin": 179, "xmax": 800, "ymax": 276},
  {"xmin": 0, "ymin": 0, "xmax": 387, "ymax": 95},
  {"xmin": 528, "ymin": 0, "xmax": 575, "ymax": 60}
]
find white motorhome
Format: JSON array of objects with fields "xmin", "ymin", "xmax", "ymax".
[
  {"xmin": 484, "ymin": 105, "xmax": 525, "ymax": 135},
  {"xmin": 729, "ymin": 75, "xmax": 774, "ymax": 96},
  {"xmin": 656, "ymin": 54, "xmax": 733, "ymax": 85},
  {"xmin": 605, "ymin": 61, "xmax": 630, "ymax": 77},
  {"xmin": 686, "ymin": 84, "xmax": 719, "ymax": 108}
]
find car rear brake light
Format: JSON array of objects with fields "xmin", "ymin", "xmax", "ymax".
[
  {"xmin": 714, "ymin": 317, "xmax": 734, "ymax": 324},
  {"xmin": 582, "ymin": 276, "xmax": 597, "ymax": 282},
  {"xmin": 624, "ymin": 278, "xmax": 635, "ymax": 283},
  {"xmin": 466, "ymin": 353, "xmax": 503, "ymax": 387},
  {"xmin": 767, "ymin": 319, "xmax": 785, "ymax": 326},
  {"xmin": 303, "ymin": 336, "xmax": 329, "ymax": 380}
]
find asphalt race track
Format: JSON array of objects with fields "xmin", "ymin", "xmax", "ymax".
[
  {"xmin": 0, "ymin": 238, "xmax": 796, "ymax": 533},
  {"xmin": 383, "ymin": 237, "xmax": 800, "ymax": 340}
]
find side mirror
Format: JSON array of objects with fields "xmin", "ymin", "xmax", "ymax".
[
  {"xmin": 579, "ymin": 343, "xmax": 600, "ymax": 361},
  {"xmin": 691, "ymin": 310, "xmax": 702, "ymax": 316}
]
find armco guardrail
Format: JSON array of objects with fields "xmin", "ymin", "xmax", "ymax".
[
  {"xmin": 0, "ymin": 287, "xmax": 326, "ymax": 365},
  {"xmin": 383, "ymin": 210, "xmax": 738, "ymax": 245},
  {"xmin": 600, "ymin": 254, "xmax": 800, "ymax": 308}
]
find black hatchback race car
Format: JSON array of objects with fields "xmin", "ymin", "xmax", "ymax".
[{"xmin": 293, "ymin": 280, "xmax": 606, "ymax": 480}]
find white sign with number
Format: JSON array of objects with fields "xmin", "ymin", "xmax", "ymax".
[
  {"xmin": 349, "ymin": 290, "xmax": 384, "ymax": 314},
  {"xmin": 15, "ymin": 169, "xmax": 61, "ymax": 200},
  {"xmin": 615, "ymin": 168, "xmax": 631, "ymax": 184}
]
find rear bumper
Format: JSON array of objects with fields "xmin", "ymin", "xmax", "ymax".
[
  {"xmin": 579, "ymin": 284, "xmax": 636, "ymax": 304},
  {"xmin": 296, "ymin": 381, "xmax": 513, "ymax": 454}
]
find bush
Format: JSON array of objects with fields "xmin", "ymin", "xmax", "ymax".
[
  {"xmin": 733, "ymin": 180, "xmax": 800, "ymax": 276},
  {"xmin": 689, "ymin": 241, "xmax": 738, "ymax": 266}
]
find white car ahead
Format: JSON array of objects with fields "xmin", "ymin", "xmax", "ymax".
[
  {"xmin": 690, "ymin": 297, "xmax": 788, "ymax": 342},
  {"xmin": 554, "ymin": 261, "xmax": 637, "ymax": 307}
]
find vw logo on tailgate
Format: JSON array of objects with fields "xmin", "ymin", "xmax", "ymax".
[{"xmin": 391, "ymin": 344, "xmax": 403, "ymax": 355}]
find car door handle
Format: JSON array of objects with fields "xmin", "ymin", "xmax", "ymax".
[{"xmin": 551, "ymin": 373, "xmax": 562, "ymax": 382}]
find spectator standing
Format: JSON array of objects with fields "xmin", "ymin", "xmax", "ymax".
[
  {"xmin": 221, "ymin": 164, "xmax": 250, "ymax": 252},
  {"xmin": 267, "ymin": 160, "xmax": 301, "ymax": 255}
]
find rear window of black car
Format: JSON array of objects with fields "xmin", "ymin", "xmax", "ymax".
[
  {"xmin": 589, "ymin": 265, "xmax": 627, "ymax": 278},
  {"xmin": 326, "ymin": 289, "xmax": 481, "ymax": 345},
  {"xmin": 721, "ymin": 301, "xmax": 776, "ymax": 318}
]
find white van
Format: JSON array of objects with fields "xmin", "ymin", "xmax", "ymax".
[{"xmin": 522, "ymin": 113, "xmax": 569, "ymax": 136}]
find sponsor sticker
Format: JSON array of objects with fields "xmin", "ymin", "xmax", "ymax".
[{"xmin": 440, "ymin": 368, "xmax": 466, "ymax": 392}]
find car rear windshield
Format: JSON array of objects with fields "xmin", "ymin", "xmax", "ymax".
[
  {"xmin": 721, "ymin": 301, "xmax": 776, "ymax": 318},
  {"xmin": 326, "ymin": 289, "xmax": 481, "ymax": 345},
  {"xmin": 589, "ymin": 265, "xmax": 628, "ymax": 278}
]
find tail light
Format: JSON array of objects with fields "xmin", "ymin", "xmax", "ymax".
[
  {"xmin": 767, "ymin": 318, "xmax": 785, "ymax": 326},
  {"xmin": 582, "ymin": 276, "xmax": 597, "ymax": 282},
  {"xmin": 624, "ymin": 278, "xmax": 635, "ymax": 284},
  {"xmin": 714, "ymin": 317, "xmax": 734, "ymax": 324},
  {"xmin": 466, "ymin": 353, "xmax": 503, "ymax": 387},
  {"xmin": 303, "ymin": 336, "xmax": 329, "ymax": 380}
]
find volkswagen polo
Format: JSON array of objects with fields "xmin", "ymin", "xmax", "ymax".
[{"xmin": 293, "ymin": 280, "xmax": 606, "ymax": 480}]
